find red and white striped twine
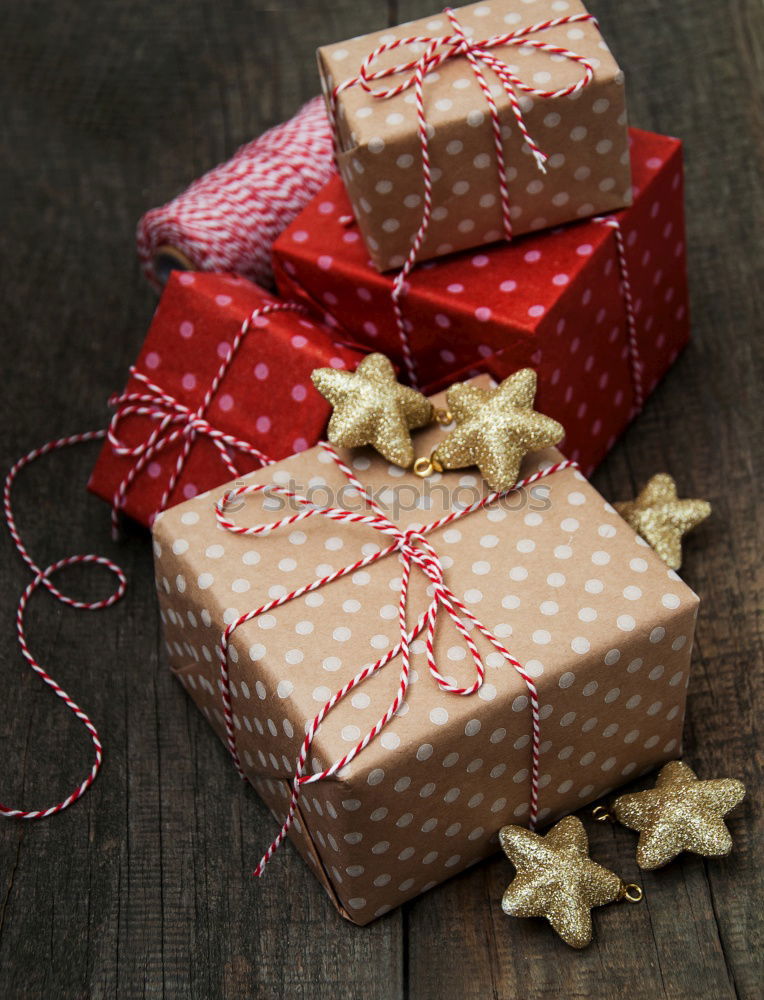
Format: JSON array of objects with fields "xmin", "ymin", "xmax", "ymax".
[
  {"xmin": 1, "ymin": 432, "xmax": 127, "ymax": 819},
  {"xmin": 331, "ymin": 8, "xmax": 596, "ymax": 387},
  {"xmin": 214, "ymin": 441, "xmax": 577, "ymax": 876},
  {"xmin": 596, "ymin": 216, "xmax": 644, "ymax": 412},
  {"xmin": 107, "ymin": 302, "xmax": 308, "ymax": 534},
  {"xmin": 0, "ymin": 303, "xmax": 306, "ymax": 820},
  {"xmin": 136, "ymin": 96, "xmax": 336, "ymax": 290}
]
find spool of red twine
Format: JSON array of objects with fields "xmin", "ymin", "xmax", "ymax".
[{"xmin": 136, "ymin": 96, "xmax": 335, "ymax": 289}]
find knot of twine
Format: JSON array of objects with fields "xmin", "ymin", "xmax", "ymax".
[
  {"xmin": 106, "ymin": 302, "xmax": 310, "ymax": 534},
  {"xmin": 213, "ymin": 440, "xmax": 578, "ymax": 875},
  {"xmin": 331, "ymin": 8, "xmax": 596, "ymax": 387}
]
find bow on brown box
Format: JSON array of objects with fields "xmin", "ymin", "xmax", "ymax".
[
  {"xmin": 319, "ymin": 0, "xmax": 632, "ymax": 271},
  {"xmin": 152, "ymin": 377, "xmax": 699, "ymax": 925}
]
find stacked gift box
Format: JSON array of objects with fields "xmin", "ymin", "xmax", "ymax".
[
  {"xmin": 272, "ymin": 127, "xmax": 688, "ymax": 477},
  {"xmin": 317, "ymin": 0, "xmax": 633, "ymax": 268},
  {"xmin": 87, "ymin": 0, "xmax": 699, "ymax": 924},
  {"xmin": 88, "ymin": 273, "xmax": 365, "ymax": 527},
  {"xmin": 154, "ymin": 385, "xmax": 699, "ymax": 925}
]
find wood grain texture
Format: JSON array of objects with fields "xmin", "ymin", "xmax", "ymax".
[{"xmin": 0, "ymin": 1, "xmax": 761, "ymax": 997}]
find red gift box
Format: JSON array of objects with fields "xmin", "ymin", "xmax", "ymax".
[
  {"xmin": 88, "ymin": 272, "xmax": 364, "ymax": 527},
  {"xmin": 273, "ymin": 127, "xmax": 689, "ymax": 477}
]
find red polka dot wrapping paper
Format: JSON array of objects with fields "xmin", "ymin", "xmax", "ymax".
[
  {"xmin": 318, "ymin": 0, "xmax": 631, "ymax": 271},
  {"xmin": 87, "ymin": 273, "xmax": 364, "ymax": 527},
  {"xmin": 273, "ymin": 128, "xmax": 689, "ymax": 478},
  {"xmin": 153, "ymin": 381, "xmax": 699, "ymax": 925}
]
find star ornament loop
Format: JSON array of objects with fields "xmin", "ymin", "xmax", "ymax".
[
  {"xmin": 614, "ymin": 473, "xmax": 711, "ymax": 570},
  {"xmin": 430, "ymin": 369, "xmax": 565, "ymax": 493},
  {"xmin": 611, "ymin": 761, "xmax": 746, "ymax": 870},
  {"xmin": 311, "ymin": 353, "xmax": 433, "ymax": 468},
  {"xmin": 499, "ymin": 816, "xmax": 638, "ymax": 948}
]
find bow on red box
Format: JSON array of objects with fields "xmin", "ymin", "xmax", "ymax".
[{"xmin": 88, "ymin": 273, "xmax": 365, "ymax": 528}]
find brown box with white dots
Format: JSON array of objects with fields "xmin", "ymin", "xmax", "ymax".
[
  {"xmin": 152, "ymin": 382, "xmax": 699, "ymax": 925},
  {"xmin": 318, "ymin": 0, "xmax": 632, "ymax": 271}
]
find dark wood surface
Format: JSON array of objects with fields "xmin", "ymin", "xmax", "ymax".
[{"xmin": 1, "ymin": 1, "xmax": 761, "ymax": 997}]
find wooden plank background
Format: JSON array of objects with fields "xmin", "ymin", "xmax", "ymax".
[{"xmin": 1, "ymin": 1, "xmax": 761, "ymax": 997}]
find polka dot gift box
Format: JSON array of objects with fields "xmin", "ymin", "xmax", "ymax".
[
  {"xmin": 273, "ymin": 128, "xmax": 689, "ymax": 478},
  {"xmin": 152, "ymin": 379, "xmax": 699, "ymax": 926},
  {"xmin": 87, "ymin": 272, "xmax": 364, "ymax": 528},
  {"xmin": 318, "ymin": 0, "xmax": 631, "ymax": 272}
]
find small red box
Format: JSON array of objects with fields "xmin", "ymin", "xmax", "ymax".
[
  {"xmin": 273, "ymin": 128, "xmax": 689, "ymax": 476},
  {"xmin": 88, "ymin": 272, "xmax": 363, "ymax": 527}
]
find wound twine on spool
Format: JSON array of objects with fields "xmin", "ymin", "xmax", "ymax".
[{"xmin": 137, "ymin": 96, "xmax": 336, "ymax": 290}]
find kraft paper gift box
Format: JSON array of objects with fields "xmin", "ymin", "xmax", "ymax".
[
  {"xmin": 88, "ymin": 271, "xmax": 364, "ymax": 527},
  {"xmin": 273, "ymin": 128, "xmax": 689, "ymax": 478},
  {"xmin": 152, "ymin": 379, "xmax": 700, "ymax": 926},
  {"xmin": 318, "ymin": 0, "xmax": 631, "ymax": 271}
]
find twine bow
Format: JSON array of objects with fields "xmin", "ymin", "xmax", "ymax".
[
  {"xmin": 106, "ymin": 302, "xmax": 308, "ymax": 533},
  {"xmin": 353, "ymin": 9, "xmax": 597, "ymax": 173},
  {"xmin": 331, "ymin": 8, "xmax": 597, "ymax": 387},
  {"xmin": 213, "ymin": 440, "xmax": 577, "ymax": 875}
]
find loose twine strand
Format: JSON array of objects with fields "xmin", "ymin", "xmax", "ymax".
[
  {"xmin": 0, "ymin": 305, "xmax": 297, "ymax": 819},
  {"xmin": 1, "ymin": 432, "xmax": 124, "ymax": 818}
]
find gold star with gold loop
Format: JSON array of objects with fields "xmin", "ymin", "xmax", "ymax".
[
  {"xmin": 415, "ymin": 369, "xmax": 564, "ymax": 492},
  {"xmin": 499, "ymin": 816, "xmax": 641, "ymax": 949},
  {"xmin": 311, "ymin": 353, "xmax": 433, "ymax": 468},
  {"xmin": 610, "ymin": 761, "xmax": 746, "ymax": 870},
  {"xmin": 614, "ymin": 473, "xmax": 711, "ymax": 570}
]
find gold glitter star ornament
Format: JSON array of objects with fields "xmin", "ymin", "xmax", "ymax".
[
  {"xmin": 418, "ymin": 369, "xmax": 564, "ymax": 492},
  {"xmin": 499, "ymin": 816, "xmax": 641, "ymax": 948},
  {"xmin": 611, "ymin": 761, "xmax": 746, "ymax": 869},
  {"xmin": 311, "ymin": 353, "xmax": 433, "ymax": 468},
  {"xmin": 614, "ymin": 473, "xmax": 711, "ymax": 570}
]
